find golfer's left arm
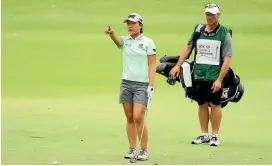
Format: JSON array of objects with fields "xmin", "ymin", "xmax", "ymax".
[
  {"xmin": 217, "ymin": 33, "xmax": 233, "ymax": 82},
  {"xmin": 148, "ymin": 55, "xmax": 156, "ymax": 86},
  {"xmin": 147, "ymin": 40, "xmax": 157, "ymax": 86}
]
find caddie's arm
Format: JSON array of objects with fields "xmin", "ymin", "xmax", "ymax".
[
  {"xmin": 217, "ymin": 57, "xmax": 231, "ymax": 82},
  {"xmin": 175, "ymin": 44, "xmax": 193, "ymax": 67},
  {"xmin": 217, "ymin": 33, "xmax": 233, "ymax": 82},
  {"xmin": 169, "ymin": 32, "xmax": 195, "ymax": 79},
  {"xmin": 175, "ymin": 30, "xmax": 196, "ymax": 67}
]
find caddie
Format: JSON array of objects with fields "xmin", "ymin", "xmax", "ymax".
[{"xmin": 169, "ymin": 3, "xmax": 233, "ymax": 146}]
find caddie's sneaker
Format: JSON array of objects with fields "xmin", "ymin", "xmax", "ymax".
[
  {"xmin": 137, "ymin": 150, "xmax": 149, "ymax": 161},
  {"xmin": 210, "ymin": 135, "xmax": 220, "ymax": 146},
  {"xmin": 124, "ymin": 147, "xmax": 137, "ymax": 159},
  {"xmin": 191, "ymin": 134, "xmax": 210, "ymax": 144}
]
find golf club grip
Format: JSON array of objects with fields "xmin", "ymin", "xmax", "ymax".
[{"xmin": 146, "ymin": 97, "xmax": 151, "ymax": 111}]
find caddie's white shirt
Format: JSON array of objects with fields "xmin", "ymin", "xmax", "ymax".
[{"xmin": 120, "ymin": 34, "xmax": 156, "ymax": 83}]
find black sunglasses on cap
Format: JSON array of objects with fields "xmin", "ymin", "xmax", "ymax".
[
  {"xmin": 127, "ymin": 14, "xmax": 143, "ymax": 23},
  {"xmin": 128, "ymin": 14, "xmax": 136, "ymax": 18}
]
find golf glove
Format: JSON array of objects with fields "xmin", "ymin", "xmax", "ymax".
[{"xmin": 147, "ymin": 86, "xmax": 154, "ymax": 99}]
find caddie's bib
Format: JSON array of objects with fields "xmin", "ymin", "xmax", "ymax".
[
  {"xmin": 193, "ymin": 25, "xmax": 230, "ymax": 82},
  {"xmin": 195, "ymin": 39, "xmax": 221, "ymax": 66}
]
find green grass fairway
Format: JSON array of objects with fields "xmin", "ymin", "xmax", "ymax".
[{"xmin": 2, "ymin": 0, "xmax": 272, "ymax": 164}]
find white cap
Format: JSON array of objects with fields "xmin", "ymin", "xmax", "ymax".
[
  {"xmin": 123, "ymin": 13, "xmax": 144, "ymax": 24},
  {"xmin": 204, "ymin": 5, "xmax": 220, "ymax": 14}
]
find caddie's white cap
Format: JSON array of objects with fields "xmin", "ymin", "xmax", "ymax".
[
  {"xmin": 123, "ymin": 13, "xmax": 144, "ymax": 24},
  {"xmin": 204, "ymin": 3, "xmax": 220, "ymax": 14}
]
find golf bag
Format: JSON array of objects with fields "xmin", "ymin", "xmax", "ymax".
[{"xmin": 156, "ymin": 55, "xmax": 244, "ymax": 108}]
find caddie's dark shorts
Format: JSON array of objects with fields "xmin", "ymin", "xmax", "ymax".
[
  {"xmin": 194, "ymin": 81, "xmax": 222, "ymax": 106},
  {"xmin": 119, "ymin": 79, "xmax": 149, "ymax": 106}
]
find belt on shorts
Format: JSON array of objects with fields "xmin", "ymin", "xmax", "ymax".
[{"xmin": 122, "ymin": 79, "xmax": 149, "ymax": 86}]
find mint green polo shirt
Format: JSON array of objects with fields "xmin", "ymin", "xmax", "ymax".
[{"xmin": 119, "ymin": 34, "xmax": 156, "ymax": 83}]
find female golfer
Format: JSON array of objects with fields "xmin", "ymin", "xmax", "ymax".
[{"xmin": 105, "ymin": 13, "xmax": 156, "ymax": 161}]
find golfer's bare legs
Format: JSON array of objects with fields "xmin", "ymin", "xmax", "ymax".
[
  {"xmin": 123, "ymin": 102, "xmax": 137, "ymax": 149},
  {"xmin": 133, "ymin": 102, "xmax": 148, "ymax": 152}
]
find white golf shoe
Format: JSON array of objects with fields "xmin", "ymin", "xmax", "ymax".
[
  {"xmin": 191, "ymin": 134, "xmax": 210, "ymax": 144},
  {"xmin": 124, "ymin": 147, "xmax": 137, "ymax": 159},
  {"xmin": 210, "ymin": 135, "xmax": 220, "ymax": 146},
  {"xmin": 137, "ymin": 150, "xmax": 149, "ymax": 161}
]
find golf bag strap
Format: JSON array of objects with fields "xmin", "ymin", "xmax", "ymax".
[{"xmin": 188, "ymin": 24, "xmax": 206, "ymax": 59}]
